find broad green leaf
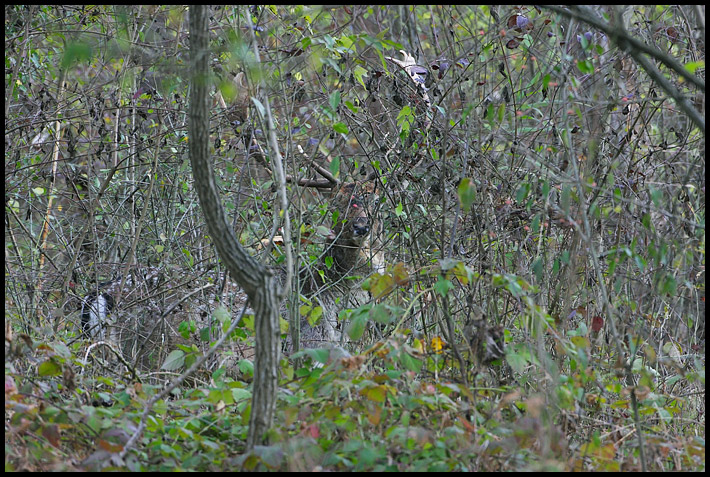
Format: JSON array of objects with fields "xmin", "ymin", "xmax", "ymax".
[
  {"xmin": 238, "ymin": 359, "xmax": 254, "ymax": 377},
  {"xmin": 329, "ymin": 90, "xmax": 341, "ymax": 111},
  {"xmin": 516, "ymin": 182, "xmax": 530, "ymax": 203},
  {"xmin": 577, "ymin": 59, "xmax": 594, "ymax": 74},
  {"xmin": 396, "ymin": 105, "xmax": 414, "ymax": 135},
  {"xmin": 457, "ymin": 178, "xmax": 476, "ymax": 212},
  {"xmin": 506, "ymin": 344, "xmax": 529, "ymax": 373},
  {"xmin": 38, "ymin": 359, "xmax": 61, "ymax": 377},
  {"xmin": 329, "ymin": 155, "xmax": 340, "ymax": 177},
  {"xmin": 532, "ymin": 257, "xmax": 543, "ymax": 282},
  {"xmin": 162, "ymin": 349, "xmax": 185, "ymax": 371},
  {"xmin": 395, "ymin": 201, "xmax": 403, "ymax": 217},
  {"xmin": 213, "ymin": 305, "xmax": 230, "ymax": 323},
  {"xmin": 399, "ymin": 350, "xmax": 422, "ymax": 372},
  {"xmin": 333, "ymin": 122, "xmax": 348, "ymax": 134},
  {"xmin": 434, "ymin": 277, "xmax": 454, "ymax": 297},
  {"xmin": 347, "ymin": 312, "xmax": 367, "ymax": 340},
  {"xmin": 684, "ymin": 60, "xmax": 704, "ymax": 73},
  {"xmin": 231, "ymin": 387, "xmax": 252, "ymax": 402},
  {"xmin": 369, "ymin": 304, "xmax": 392, "ymax": 324},
  {"xmin": 362, "ymin": 385, "xmax": 386, "ymax": 403}
]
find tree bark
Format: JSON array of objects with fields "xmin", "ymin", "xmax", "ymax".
[{"xmin": 188, "ymin": 5, "xmax": 280, "ymax": 449}]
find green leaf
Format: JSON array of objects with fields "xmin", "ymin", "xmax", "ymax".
[
  {"xmin": 231, "ymin": 388, "xmax": 252, "ymax": 404},
  {"xmin": 434, "ymin": 277, "xmax": 454, "ymax": 297},
  {"xmin": 485, "ymin": 103, "xmax": 495, "ymax": 121},
  {"xmin": 178, "ymin": 320, "xmax": 195, "ymax": 339},
  {"xmin": 346, "ymin": 312, "xmax": 367, "ymax": 340},
  {"xmin": 395, "ymin": 201, "xmax": 403, "ymax": 217},
  {"xmin": 399, "ymin": 350, "xmax": 423, "ymax": 372},
  {"xmin": 213, "ymin": 305, "xmax": 231, "ymax": 323},
  {"xmin": 531, "ymin": 214, "xmax": 541, "ymax": 233},
  {"xmin": 453, "ymin": 261, "xmax": 473, "ymax": 285},
  {"xmin": 294, "ymin": 347, "xmax": 331, "ymax": 364},
  {"xmin": 329, "ymin": 90, "xmax": 341, "ymax": 111},
  {"xmin": 659, "ymin": 274, "xmax": 677, "ymax": 296},
  {"xmin": 238, "ymin": 359, "xmax": 254, "ymax": 377},
  {"xmin": 329, "ymin": 156, "xmax": 340, "ymax": 177},
  {"xmin": 344, "ymin": 100, "xmax": 360, "ymax": 114},
  {"xmin": 650, "ymin": 187, "xmax": 663, "ymax": 207},
  {"xmin": 505, "ymin": 344, "xmax": 529, "ymax": 373},
  {"xmin": 333, "ymin": 122, "xmax": 348, "ymax": 134},
  {"xmin": 369, "ymin": 304, "xmax": 392, "ymax": 324},
  {"xmin": 515, "ymin": 182, "xmax": 530, "ymax": 203},
  {"xmin": 457, "ymin": 178, "xmax": 476, "ymax": 212},
  {"xmin": 353, "ymin": 65, "xmax": 368, "ymax": 89},
  {"xmin": 577, "ymin": 59, "xmax": 594, "ymax": 74},
  {"xmin": 634, "ymin": 254, "xmax": 646, "ymax": 271},
  {"xmin": 396, "ymin": 105, "xmax": 414, "ymax": 135},
  {"xmin": 532, "ymin": 257, "xmax": 543, "ymax": 282},
  {"xmin": 497, "ymin": 103, "xmax": 505, "ymax": 122},
  {"xmin": 684, "ymin": 60, "xmax": 704, "ymax": 73},
  {"xmin": 61, "ymin": 41, "xmax": 92, "ymax": 70},
  {"xmin": 38, "ymin": 359, "xmax": 61, "ymax": 377},
  {"xmin": 300, "ymin": 304, "xmax": 323, "ymax": 326},
  {"xmin": 363, "ymin": 385, "xmax": 386, "ymax": 403},
  {"xmin": 7, "ymin": 198, "xmax": 20, "ymax": 214},
  {"xmin": 162, "ymin": 350, "xmax": 185, "ymax": 371}
]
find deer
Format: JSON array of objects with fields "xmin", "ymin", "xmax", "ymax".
[{"xmin": 289, "ymin": 180, "xmax": 384, "ymax": 351}]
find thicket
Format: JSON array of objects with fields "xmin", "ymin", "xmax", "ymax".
[{"xmin": 5, "ymin": 5, "xmax": 705, "ymax": 471}]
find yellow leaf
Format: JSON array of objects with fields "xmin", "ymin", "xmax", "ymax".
[{"xmin": 431, "ymin": 336, "xmax": 445, "ymax": 354}]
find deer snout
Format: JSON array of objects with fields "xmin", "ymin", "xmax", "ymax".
[{"xmin": 352, "ymin": 220, "xmax": 370, "ymax": 237}]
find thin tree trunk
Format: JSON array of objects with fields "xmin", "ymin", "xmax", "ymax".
[{"xmin": 188, "ymin": 5, "xmax": 280, "ymax": 449}]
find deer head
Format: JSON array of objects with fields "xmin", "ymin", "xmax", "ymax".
[{"xmin": 324, "ymin": 181, "xmax": 378, "ymax": 280}]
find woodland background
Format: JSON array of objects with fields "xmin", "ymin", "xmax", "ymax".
[{"xmin": 4, "ymin": 5, "xmax": 705, "ymax": 471}]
